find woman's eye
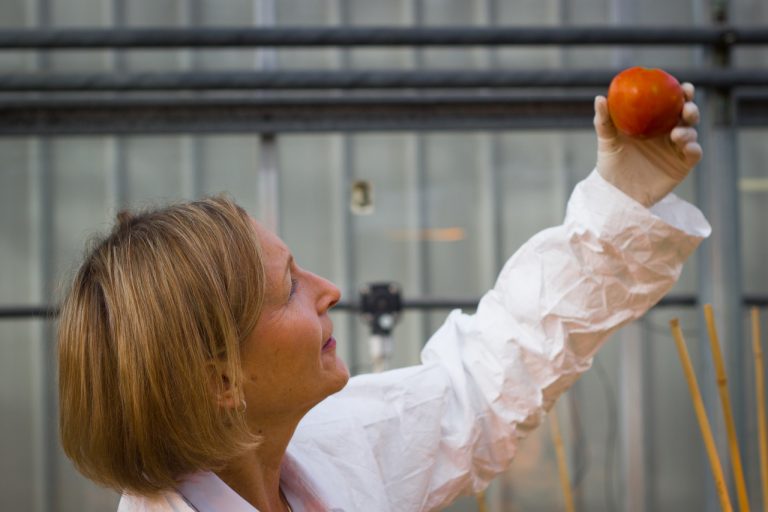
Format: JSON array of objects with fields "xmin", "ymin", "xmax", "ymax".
[{"xmin": 288, "ymin": 278, "xmax": 299, "ymax": 300}]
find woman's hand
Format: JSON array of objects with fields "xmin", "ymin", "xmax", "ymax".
[{"xmin": 594, "ymin": 82, "xmax": 702, "ymax": 207}]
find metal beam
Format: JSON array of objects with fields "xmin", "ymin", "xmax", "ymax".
[
  {"xmin": 0, "ymin": 93, "xmax": 596, "ymax": 134},
  {"xmin": 1, "ymin": 93, "xmax": 768, "ymax": 135},
  {"xmin": 0, "ymin": 69, "xmax": 767, "ymax": 92},
  {"xmin": 0, "ymin": 26, "xmax": 768, "ymax": 49},
  {"xmin": 3, "ymin": 295, "xmax": 768, "ymax": 319}
]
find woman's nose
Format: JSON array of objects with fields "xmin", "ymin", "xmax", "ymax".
[{"xmin": 314, "ymin": 273, "xmax": 341, "ymax": 312}]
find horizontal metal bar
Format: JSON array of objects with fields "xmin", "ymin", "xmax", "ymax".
[
  {"xmin": 0, "ymin": 306, "xmax": 57, "ymax": 319},
  {"xmin": 0, "ymin": 93, "xmax": 598, "ymax": 134},
  {"xmin": 3, "ymin": 295, "xmax": 767, "ymax": 320},
  {"xmin": 1, "ymin": 69, "xmax": 767, "ymax": 93},
  {"xmin": 1, "ymin": 92, "xmax": 767, "ymax": 135},
  {"xmin": 0, "ymin": 26, "xmax": 767, "ymax": 49}
]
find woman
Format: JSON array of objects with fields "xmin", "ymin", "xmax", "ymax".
[{"xmin": 58, "ymin": 88, "xmax": 709, "ymax": 511}]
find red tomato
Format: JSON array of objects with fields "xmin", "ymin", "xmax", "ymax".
[{"xmin": 607, "ymin": 67, "xmax": 685, "ymax": 138}]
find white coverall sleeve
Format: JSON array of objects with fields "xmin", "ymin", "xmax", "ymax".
[
  {"xmin": 418, "ymin": 170, "xmax": 708, "ymax": 507},
  {"xmin": 292, "ymin": 170, "xmax": 710, "ymax": 512}
]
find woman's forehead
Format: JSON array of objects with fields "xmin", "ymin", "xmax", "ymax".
[{"xmin": 249, "ymin": 217, "xmax": 290, "ymax": 273}]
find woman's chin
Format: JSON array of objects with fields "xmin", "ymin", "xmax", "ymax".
[{"xmin": 325, "ymin": 358, "xmax": 350, "ymax": 394}]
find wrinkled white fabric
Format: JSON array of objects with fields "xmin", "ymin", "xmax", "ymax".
[{"xmin": 118, "ymin": 170, "xmax": 710, "ymax": 512}]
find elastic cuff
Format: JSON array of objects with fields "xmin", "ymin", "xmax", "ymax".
[{"xmin": 581, "ymin": 169, "xmax": 711, "ymax": 239}]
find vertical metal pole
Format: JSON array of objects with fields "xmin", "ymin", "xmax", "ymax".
[
  {"xmin": 255, "ymin": 0, "xmax": 280, "ymax": 232},
  {"xmin": 553, "ymin": 6, "xmax": 590, "ymax": 507},
  {"xmin": 180, "ymin": 0, "xmax": 203, "ymax": 200},
  {"xmin": 690, "ymin": 4, "xmax": 720, "ymax": 512},
  {"xmin": 479, "ymin": 1, "xmax": 503, "ymax": 509},
  {"xmin": 28, "ymin": 138, "xmax": 54, "ymax": 512},
  {"xmin": 619, "ymin": 323, "xmax": 648, "ymax": 512},
  {"xmin": 339, "ymin": 132, "xmax": 359, "ymax": 371},
  {"xmin": 479, "ymin": 0, "xmax": 503, "ymax": 284},
  {"xmin": 28, "ymin": 1, "xmax": 54, "ymax": 510},
  {"xmin": 688, "ymin": 4, "xmax": 708, "ymax": 504},
  {"xmin": 696, "ymin": 2, "xmax": 743, "ymax": 511},
  {"xmin": 255, "ymin": 0, "xmax": 277, "ymax": 72},
  {"xmin": 179, "ymin": 134, "xmax": 204, "ymax": 200},
  {"xmin": 331, "ymin": 0, "xmax": 360, "ymax": 373},
  {"xmin": 107, "ymin": 0, "xmax": 127, "ymax": 212},
  {"xmin": 105, "ymin": 130, "xmax": 128, "ymax": 212},
  {"xmin": 553, "ymin": 1, "xmax": 572, "ymax": 236},
  {"xmin": 409, "ymin": 0, "xmax": 433, "ymax": 345},
  {"xmin": 606, "ymin": 1, "xmax": 649, "ymax": 511},
  {"xmin": 257, "ymin": 133, "xmax": 280, "ymax": 233}
]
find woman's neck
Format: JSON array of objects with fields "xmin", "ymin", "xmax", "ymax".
[{"xmin": 216, "ymin": 423, "xmax": 296, "ymax": 512}]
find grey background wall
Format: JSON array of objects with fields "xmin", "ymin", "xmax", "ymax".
[{"xmin": 1, "ymin": 1, "xmax": 767, "ymax": 511}]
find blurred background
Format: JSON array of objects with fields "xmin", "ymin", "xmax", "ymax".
[{"xmin": 1, "ymin": 0, "xmax": 767, "ymax": 511}]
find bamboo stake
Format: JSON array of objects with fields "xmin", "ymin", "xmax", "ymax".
[
  {"xmin": 475, "ymin": 490, "xmax": 488, "ymax": 512},
  {"xmin": 752, "ymin": 307, "xmax": 768, "ymax": 512},
  {"xmin": 548, "ymin": 407, "xmax": 576, "ymax": 512},
  {"xmin": 670, "ymin": 318, "xmax": 734, "ymax": 512},
  {"xmin": 703, "ymin": 304, "xmax": 751, "ymax": 512}
]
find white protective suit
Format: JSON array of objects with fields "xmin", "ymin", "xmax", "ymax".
[{"xmin": 118, "ymin": 170, "xmax": 710, "ymax": 512}]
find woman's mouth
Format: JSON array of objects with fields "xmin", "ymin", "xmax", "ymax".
[{"xmin": 322, "ymin": 336, "xmax": 336, "ymax": 351}]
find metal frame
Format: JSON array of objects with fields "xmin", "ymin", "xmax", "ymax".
[
  {"xmin": 0, "ymin": 92, "xmax": 767, "ymax": 135},
  {"xmin": 0, "ymin": 25, "xmax": 765, "ymax": 135},
  {"xmin": 2, "ymin": 18, "xmax": 767, "ymax": 512},
  {"xmin": 1, "ymin": 68, "xmax": 768, "ymax": 92},
  {"xmin": 3, "ymin": 294, "xmax": 767, "ymax": 319},
  {"xmin": 0, "ymin": 26, "xmax": 767, "ymax": 48}
]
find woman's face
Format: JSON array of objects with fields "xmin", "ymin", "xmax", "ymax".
[{"xmin": 239, "ymin": 219, "xmax": 349, "ymax": 423}]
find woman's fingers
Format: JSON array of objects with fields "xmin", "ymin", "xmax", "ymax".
[
  {"xmin": 593, "ymin": 95, "xmax": 617, "ymax": 140},
  {"xmin": 671, "ymin": 126, "xmax": 701, "ymax": 165},
  {"xmin": 680, "ymin": 83, "xmax": 700, "ymax": 130},
  {"xmin": 682, "ymin": 82, "xmax": 695, "ymax": 102},
  {"xmin": 681, "ymin": 101, "xmax": 700, "ymax": 127},
  {"xmin": 682, "ymin": 141, "xmax": 703, "ymax": 167},
  {"xmin": 671, "ymin": 126, "xmax": 698, "ymax": 146},
  {"xmin": 678, "ymin": 83, "xmax": 702, "ymax": 166}
]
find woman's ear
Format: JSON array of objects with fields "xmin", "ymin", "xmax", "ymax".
[{"xmin": 207, "ymin": 362, "xmax": 239, "ymax": 410}]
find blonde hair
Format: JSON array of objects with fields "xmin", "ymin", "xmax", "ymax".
[{"xmin": 58, "ymin": 195, "xmax": 265, "ymax": 495}]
